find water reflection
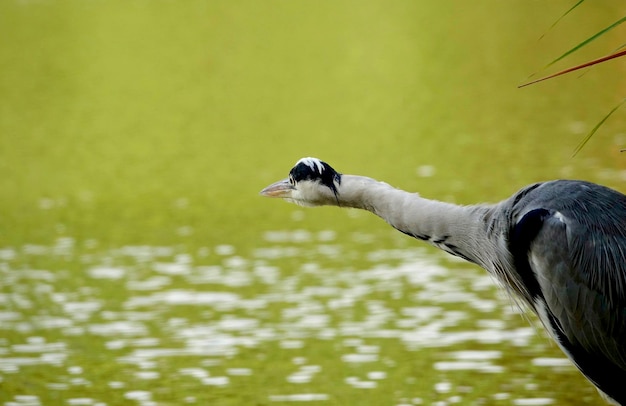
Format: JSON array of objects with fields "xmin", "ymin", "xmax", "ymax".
[{"xmin": 0, "ymin": 234, "xmax": 590, "ymax": 404}]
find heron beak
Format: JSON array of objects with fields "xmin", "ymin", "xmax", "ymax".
[{"xmin": 260, "ymin": 179, "xmax": 295, "ymax": 198}]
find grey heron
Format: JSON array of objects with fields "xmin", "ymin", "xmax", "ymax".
[{"xmin": 260, "ymin": 157, "xmax": 626, "ymax": 404}]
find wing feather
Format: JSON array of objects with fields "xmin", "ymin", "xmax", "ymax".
[{"xmin": 508, "ymin": 180, "xmax": 626, "ymax": 402}]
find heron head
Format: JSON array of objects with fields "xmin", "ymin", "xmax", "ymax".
[{"xmin": 260, "ymin": 157, "xmax": 342, "ymax": 207}]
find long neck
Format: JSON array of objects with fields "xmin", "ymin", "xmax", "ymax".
[{"xmin": 337, "ymin": 175, "xmax": 502, "ymax": 269}]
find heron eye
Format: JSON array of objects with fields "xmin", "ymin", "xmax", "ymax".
[{"xmin": 289, "ymin": 176, "xmax": 295, "ymax": 185}]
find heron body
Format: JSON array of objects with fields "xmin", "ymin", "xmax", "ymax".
[{"xmin": 261, "ymin": 157, "xmax": 626, "ymax": 404}]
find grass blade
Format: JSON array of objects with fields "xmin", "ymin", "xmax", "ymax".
[
  {"xmin": 519, "ymin": 48, "xmax": 626, "ymax": 87},
  {"xmin": 573, "ymin": 98, "xmax": 626, "ymax": 156},
  {"xmin": 533, "ymin": 15, "xmax": 626, "ymax": 75},
  {"xmin": 539, "ymin": 0, "xmax": 586, "ymax": 40}
]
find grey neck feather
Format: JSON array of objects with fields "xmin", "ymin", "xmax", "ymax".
[{"xmin": 336, "ymin": 175, "xmax": 510, "ymax": 274}]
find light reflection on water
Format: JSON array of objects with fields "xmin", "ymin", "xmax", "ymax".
[{"xmin": 0, "ymin": 232, "xmax": 585, "ymax": 405}]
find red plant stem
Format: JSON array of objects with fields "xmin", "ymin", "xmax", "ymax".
[{"xmin": 519, "ymin": 48, "xmax": 626, "ymax": 88}]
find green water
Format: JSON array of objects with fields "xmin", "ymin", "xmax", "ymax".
[{"xmin": 1, "ymin": 1, "xmax": 625, "ymax": 405}]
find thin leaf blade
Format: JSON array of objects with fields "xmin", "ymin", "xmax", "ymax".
[
  {"xmin": 543, "ymin": 15, "xmax": 626, "ymax": 71},
  {"xmin": 539, "ymin": 0, "xmax": 586, "ymax": 40},
  {"xmin": 519, "ymin": 48, "xmax": 626, "ymax": 88},
  {"xmin": 573, "ymin": 98, "xmax": 626, "ymax": 156}
]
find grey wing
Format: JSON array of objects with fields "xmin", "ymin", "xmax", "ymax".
[
  {"xmin": 505, "ymin": 180, "xmax": 626, "ymax": 401},
  {"xmin": 528, "ymin": 210, "xmax": 626, "ymax": 401},
  {"xmin": 530, "ymin": 213, "xmax": 626, "ymax": 367}
]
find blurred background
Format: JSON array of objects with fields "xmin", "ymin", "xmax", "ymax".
[{"xmin": 1, "ymin": 1, "xmax": 625, "ymax": 405}]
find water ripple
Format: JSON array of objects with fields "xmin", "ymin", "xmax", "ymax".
[{"xmin": 0, "ymin": 235, "xmax": 581, "ymax": 404}]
